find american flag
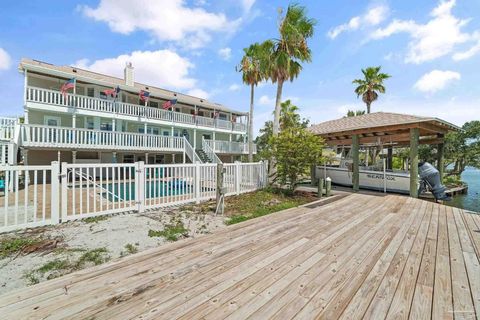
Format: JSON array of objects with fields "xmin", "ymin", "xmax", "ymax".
[
  {"xmin": 231, "ymin": 115, "xmax": 237, "ymax": 122},
  {"xmin": 213, "ymin": 111, "xmax": 219, "ymax": 119},
  {"xmin": 162, "ymin": 99, "xmax": 177, "ymax": 110},
  {"xmin": 60, "ymin": 78, "xmax": 75, "ymax": 98},
  {"xmin": 139, "ymin": 90, "xmax": 150, "ymax": 102},
  {"xmin": 103, "ymin": 86, "xmax": 120, "ymax": 98}
]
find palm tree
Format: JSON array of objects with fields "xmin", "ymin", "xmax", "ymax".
[
  {"xmin": 269, "ymin": 4, "xmax": 316, "ymax": 137},
  {"xmin": 345, "ymin": 110, "xmax": 366, "ymax": 117},
  {"xmin": 238, "ymin": 42, "xmax": 269, "ymax": 161},
  {"xmin": 352, "ymin": 66, "xmax": 391, "ymax": 113}
]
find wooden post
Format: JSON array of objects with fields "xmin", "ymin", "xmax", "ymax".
[
  {"xmin": 409, "ymin": 128, "xmax": 419, "ymax": 198},
  {"xmin": 437, "ymin": 143, "xmax": 445, "ymax": 179},
  {"xmin": 318, "ymin": 178, "xmax": 323, "ymax": 198},
  {"xmin": 352, "ymin": 134, "xmax": 360, "ymax": 192},
  {"xmin": 216, "ymin": 163, "xmax": 225, "ymax": 215},
  {"xmin": 387, "ymin": 147, "xmax": 393, "ymax": 170}
]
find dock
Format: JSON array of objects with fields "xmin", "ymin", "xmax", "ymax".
[{"xmin": 0, "ymin": 194, "xmax": 479, "ymax": 319}]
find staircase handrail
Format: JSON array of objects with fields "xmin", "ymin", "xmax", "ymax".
[
  {"xmin": 67, "ymin": 168, "xmax": 123, "ymax": 202},
  {"xmin": 183, "ymin": 137, "xmax": 203, "ymax": 163},
  {"xmin": 202, "ymin": 137, "xmax": 222, "ymax": 164}
]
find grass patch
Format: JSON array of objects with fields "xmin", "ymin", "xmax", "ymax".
[
  {"xmin": 0, "ymin": 237, "xmax": 42, "ymax": 258},
  {"xmin": 148, "ymin": 223, "xmax": 188, "ymax": 241},
  {"xmin": 224, "ymin": 188, "xmax": 315, "ymax": 225},
  {"xmin": 75, "ymin": 248, "xmax": 110, "ymax": 267},
  {"xmin": 120, "ymin": 243, "xmax": 139, "ymax": 257},
  {"xmin": 23, "ymin": 247, "xmax": 110, "ymax": 285},
  {"xmin": 37, "ymin": 259, "xmax": 70, "ymax": 274},
  {"xmin": 83, "ymin": 215, "xmax": 109, "ymax": 224}
]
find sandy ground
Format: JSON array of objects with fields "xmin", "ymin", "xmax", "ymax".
[{"xmin": 0, "ymin": 205, "xmax": 225, "ymax": 295}]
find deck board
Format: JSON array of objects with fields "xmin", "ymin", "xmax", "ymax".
[{"xmin": 0, "ymin": 194, "xmax": 478, "ymax": 320}]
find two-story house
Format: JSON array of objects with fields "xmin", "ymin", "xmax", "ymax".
[{"xmin": 0, "ymin": 58, "xmax": 256, "ymax": 166}]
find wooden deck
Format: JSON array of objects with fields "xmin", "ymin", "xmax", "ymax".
[{"xmin": 0, "ymin": 194, "xmax": 479, "ymax": 319}]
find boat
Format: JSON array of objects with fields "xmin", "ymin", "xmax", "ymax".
[{"xmin": 315, "ymin": 151, "xmax": 411, "ymax": 194}]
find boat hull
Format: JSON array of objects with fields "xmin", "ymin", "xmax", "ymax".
[{"xmin": 315, "ymin": 166, "xmax": 411, "ymax": 194}]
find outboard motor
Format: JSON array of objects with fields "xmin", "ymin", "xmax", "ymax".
[{"xmin": 418, "ymin": 162, "xmax": 451, "ymax": 201}]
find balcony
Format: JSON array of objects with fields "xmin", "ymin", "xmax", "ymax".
[
  {"xmin": 204, "ymin": 139, "xmax": 257, "ymax": 154},
  {"xmin": 20, "ymin": 124, "xmax": 185, "ymax": 152},
  {"xmin": 26, "ymin": 86, "xmax": 248, "ymax": 133}
]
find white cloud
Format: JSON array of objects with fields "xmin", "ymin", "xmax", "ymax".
[
  {"xmin": 414, "ymin": 70, "xmax": 461, "ymax": 93},
  {"xmin": 81, "ymin": 0, "xmax": 239, "ymax": 49},
  {"xmin": 240, "ymin": 0, "xmax": 255, "ymax": 12},
  {"xmin": 371, "ymin": 0, "xmax": 473, "ymax": 64},
  {"xmin": 258, "ymin": 95, "xmax": 274, "ymax": 106},
  {"xmin": 187, "ymin": 88, "xmax": 210, "ymax": 99},
  {"xmin": 218, "ymin": 47, "xmax": 232, "ymax": 61},
  {"xmin": 453, "ymin": 32, "xmax": 480, "ymax": 61},
  {"xmin": 327, "ymin": 5, "xmax": 389, "ymax": 39},
  {"xmin": 75, "ymin": 50, "xmax": 198, "ymax": 90},
  {"xmin": 0, "ymin": 48, "xmax": 11, "ymax": 71},
  {"xmin": 228, "ymin": 84, "xmax": 241, "ymax": 91}
]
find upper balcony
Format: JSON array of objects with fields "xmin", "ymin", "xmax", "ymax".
[{"xmin": 26, "ymin": 86, "xmax": 248, "ymax": 134}]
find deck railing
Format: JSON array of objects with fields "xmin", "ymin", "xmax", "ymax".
[
  {"xmin": 20, "ymin": 124, "xmax": 185, "ymax": 151},
  {"xmin": 26, "ymin": 86, "xmax": 247, "ymax": 132},
  {"xmin": 204, "ymin": 139, "xmax": 256, "ymax": 154}
]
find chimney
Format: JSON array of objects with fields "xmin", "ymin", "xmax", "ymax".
[{"xmin": 124, "ymin": 62, "xmax": 134, "ymax": 86}]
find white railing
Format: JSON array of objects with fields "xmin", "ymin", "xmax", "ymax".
[
  {"xmin": 202, "ymin": 138, "xmax": 222, "ymax": 164},
  {"xmin": 20, "ymin": 124, "xmax": 184, "ymax": 151},
  {"xmin": 0, "ymin": 163, "xmax": 60, "ymax": 233},
  {"xmin": 0, "ymin": 117, "xmax": 18, "ymax": 127},
  {"xmin": 0, "ymin": 125, "xmax": 16, "ymax": 141},
  {"xmin": 26, "ymin": 86, "xmax": 247, "ymax": 132},
  {"xmin": 0, "ymin": 161, "xmax": 267, "ymax": 232},
  {"xmin": 204, "ymin": 139, "xmax": 256, "ymax": 154},
  {"xmin": 183, "ymin": 137, "xmax": 202, "ymax": 163}
]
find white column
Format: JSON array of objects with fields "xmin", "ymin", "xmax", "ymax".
[
  {"xmin": 112, "ymin": 152, "xmax": 117, "ymax": 163},
  {"xmin": 193, "ymin": 129, "xmax": 197, "ymax": 149},
  {"xmin": 145, "ymin": 153, "xmax": 149, "ymax": 164},
  {"xmin": 172, "ymin": 154, "xmax": 176, "ymax": 164},
  {"xmin": 112, "ymin": 119, "xmax": 116, "ymax": 132},
  {"xmin": 72, "ymin": 114, "xmax": 76, "ymax": 128},
  {"xmin": 229, "ymin": 134, "xmax": 232, "ymax": 142},
  {"xmin": 183, "ymin": 150, "xmax": 186, "ymax": 163},
  {"xmin": 213, "ymin": 131, "xmax": 216, "ymax": 141},
  {"xmin": 72, "ymin": 151, "xmax": 77, "ymax": 164},
  {"xmin": 24, "ymin": 70, "xmax": 29, "ymax": 124},
  {"xmin": 171, "ymin": 126, "xmax": 174, "ymax": 137},
  {"xmin": 57, "ymin": 151, "xmax": 61, "ymax": 163}
]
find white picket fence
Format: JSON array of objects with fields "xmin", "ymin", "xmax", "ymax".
[{"xmin": 0, "ymin": 161, "xmax": 268, "ymax": 233}]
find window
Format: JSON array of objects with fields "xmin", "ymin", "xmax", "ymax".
[
  {"xmin": 219, "ymin": 113, "xmax": 227, "ymax": 120},
  {"xmin": 100, "ymin": 92, "xmax": 107, "ymax": 99},
  {"xmin": 139, "ymin": 127, "xmax": 160, "ymax": 135},
  {"xmin": 150, "ymin": 101, "xmax": 159, "ymax": 109},
  {"xmin": 86, "ymin": 118, "xmax": 94, "ymax": 130},
  {"xmin": 123, "ymin": 155, "xmax": 134, "ymax": 163},
  {"xmin": 198, "ymin": 111, "xmax": 205, "ymax": 117},
  {"xmin": 44, "ymin": 116, "xmax": 61, "ymax": 126},
  {"xmin": 163, "ymin": 130, "xmax": 170, "ymax": 136},
  {"xmin": 100, "ymin": 122, "xmax": 112, "ymax": 131},
  {"xmin": 87, "ymin": 88, "xmax": 95, "ymax": 97}
]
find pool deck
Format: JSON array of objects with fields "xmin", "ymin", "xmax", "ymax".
[{"xmin": 0, "ymin": 194, "xmax": 479, "ymax": 319}]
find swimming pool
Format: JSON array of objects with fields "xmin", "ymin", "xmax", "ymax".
[{"xmin": 104, "ymin": 180, "xmax": 192, "ymax": 201}]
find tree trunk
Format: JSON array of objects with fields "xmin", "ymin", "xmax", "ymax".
[
  {"xmin": 366, "ymin": 102, "xmax": 371, "ymax": 114},
  {"xmin": 272, "ymin": 80, "xmax": 284, "ymax": 137},
  {"xmin": 248, "ymin": 83, "xmax": 254, "ymax": 162},
  {"xmin": 269, "ymin": 79, "xmax": 284, "ymax": 184}
]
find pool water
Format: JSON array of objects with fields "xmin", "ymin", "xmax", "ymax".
[{"xmin": 104, "ymin": 180, "xmax": 191, "ymax": 201}]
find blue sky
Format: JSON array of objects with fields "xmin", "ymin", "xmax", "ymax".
[{"xmin": 0, "ymin": 0, "xmax": 479, "ymax": 135}]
